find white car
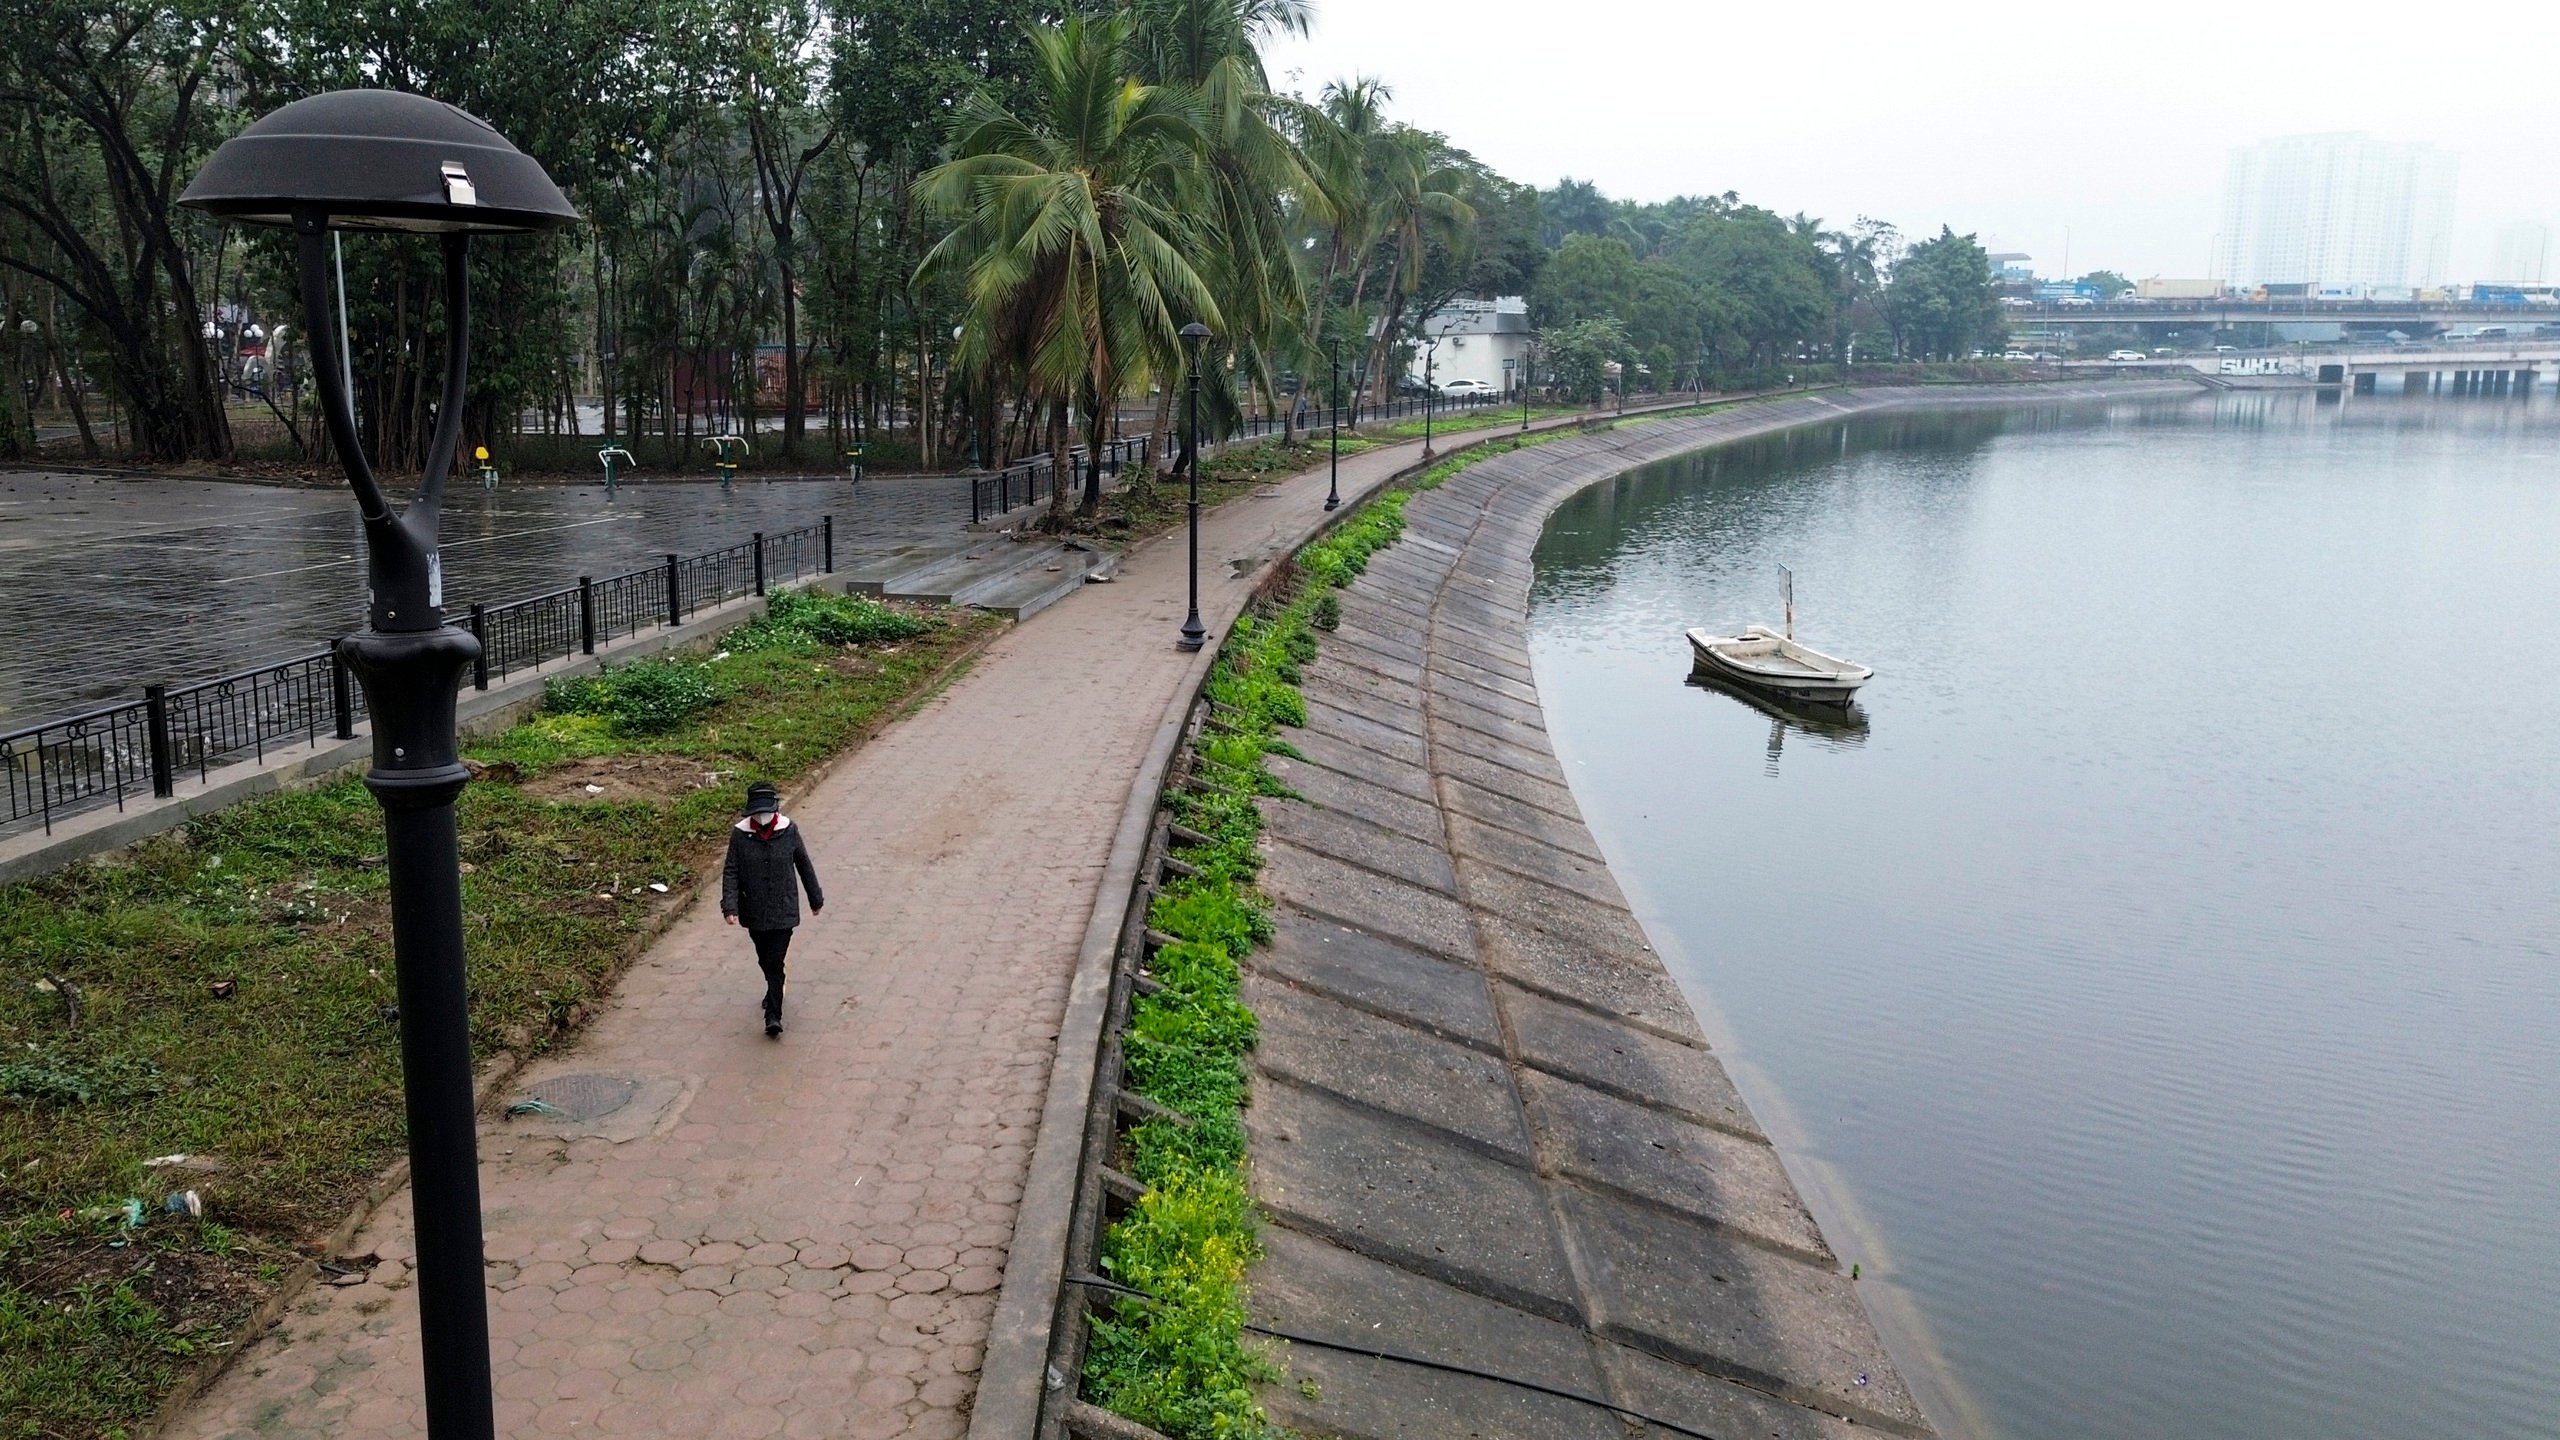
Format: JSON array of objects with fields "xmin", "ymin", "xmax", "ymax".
[
  {"xmin": 2002, "ymin": 350, "xmax": 2035, "ymax": 361},
  {"xmin": 2106, "ymin": 349, "xmax": 2146, "ymax": 362},
  {"xmin": 1436, "ymin": 377, "xmax": 1497, "ymax": 397}
]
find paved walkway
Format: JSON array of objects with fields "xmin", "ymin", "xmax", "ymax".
[{"xmin": 165, "ymin": 427, "xmax": 1474, "ymax": 1439}]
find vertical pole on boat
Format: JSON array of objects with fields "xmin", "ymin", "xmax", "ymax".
[{"xmin": 1780, "ymin": 565, "xmax": 1795, "ymax": 640}]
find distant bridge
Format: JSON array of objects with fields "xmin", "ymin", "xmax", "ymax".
[
  {"xmin": 2008, "ymin": 299, "xmax": 2558, "ymax": 330},
  {"xmin": 2064, "ymin": 340, "xmax": 2560, "ymax": 393}
]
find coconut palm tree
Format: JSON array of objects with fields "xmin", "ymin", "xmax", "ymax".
[
  {"xmin": 1356, "ymin": 126, "xmax": 1474, "ymax": 405},
  {"xmin": 1123, "ymin": 0, "xmax": 1317, "ymax": 447},
  {"xmin": 914, "ymin": 13, "xmax": 1221, "ymax": 518}
]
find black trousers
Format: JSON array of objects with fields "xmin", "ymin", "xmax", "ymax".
[{"xmin": 749, "ymin": 927, "xmax": 793, "ymax": 1018}]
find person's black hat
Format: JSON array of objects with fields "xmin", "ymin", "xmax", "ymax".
[{"xmin": 743, "ymin": 781, "xmax": 780, "ymax": 816}]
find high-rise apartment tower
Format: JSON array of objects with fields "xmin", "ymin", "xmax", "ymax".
[{"xmin": 2213, "ymin": 132, "xmax": 2458, "ymax": 290}]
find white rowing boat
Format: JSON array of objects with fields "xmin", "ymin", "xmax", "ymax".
[{"xmin": 1685, "ymin": 625, "xmax": 1873, "ymax": 706}]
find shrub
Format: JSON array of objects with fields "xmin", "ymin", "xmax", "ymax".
[
  {"xmin": 545, "ymin": 658, "xmax": 724, "ymax": 735},
  {"xmin": 734, "ymin": 588, "xmax": 932, "ymax": 650}
]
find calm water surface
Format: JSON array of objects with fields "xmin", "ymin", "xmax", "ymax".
[{"xmin": 1527, "ymin": 393, "xmax": 2560, "ymax": 1440}]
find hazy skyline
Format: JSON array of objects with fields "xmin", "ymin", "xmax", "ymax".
[{"xmin": 1263, "ymin": 1, "xmax": 2560, "ymax": 282}]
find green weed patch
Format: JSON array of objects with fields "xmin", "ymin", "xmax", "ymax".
[
  {"xmin": 1081, "ymin": 461, "xmax": 1423, "ymax": 1439},
  {"xmin": 0, "ymin": 595, "xmax": 999, "ymax": 1440},
  {"xmin": 1081, "ymin": 394, "xmax": 1798, "ymax": 1434}
]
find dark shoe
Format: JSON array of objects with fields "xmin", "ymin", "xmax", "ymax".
[{"xmin": 764, "ymin": 1015, "xmax": 783, "ymax": 1038}]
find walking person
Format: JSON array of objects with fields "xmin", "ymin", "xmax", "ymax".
[{"xmin": 721, "ymin": 781, "xmax": 823, "ymax": 1038}]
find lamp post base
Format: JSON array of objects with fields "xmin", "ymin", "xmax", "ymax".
[{"xmin": 1177, "ymin": 617, "xmax": 1208, "ymax": 651}]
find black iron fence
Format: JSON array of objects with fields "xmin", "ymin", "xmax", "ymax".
[
  {"xmin": 970, "ymin": 435, "xmax": 1152, "ymax": 524},
  {"xmin": 964, "ymin": 392, "xmax": 1516, "ymax": 524},
  {"xmin": 2, "ymin": 515, "xmax": 836, "ymax": 837},
  {"xmin": 1233, "ymin": 386, "xmax": 1507, "ymax": 441}
]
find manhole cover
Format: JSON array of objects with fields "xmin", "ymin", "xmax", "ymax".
[{"xmin": 525, "ymin": 1073, "xmax": 641, "ymax": 1122}]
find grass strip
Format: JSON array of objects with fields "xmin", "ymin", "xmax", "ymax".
[
  {"xmin": 1077, "ymin": 393, "xmax": 1797, "ymax": 1435},
  {"xmin": 1076, "ymin": 439, "xmax": 1451, "ymax": 1438},
  {"xmin": 0, "ymin": 589, "xmax": 1000, "ymax": 1440}
]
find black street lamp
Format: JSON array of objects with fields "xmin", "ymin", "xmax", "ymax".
[
  {"xmin": 1178, "ymin": 322, "xmax": 1212, "ymax": 651},
  {"xmin": 181, "ymin": 90, "xmax": 576, "ymax": 1440},
  {"xmin": 1324, "ymin": 338, "xmax": 1342, "ymax": 511}
]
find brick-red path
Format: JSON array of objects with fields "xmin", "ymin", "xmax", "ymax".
[{"xmin": 168, "ymin": 432, "xmax": 1459, "ymax": 1440}]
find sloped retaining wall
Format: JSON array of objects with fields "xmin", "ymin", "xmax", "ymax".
[{"xmin": 992, "ymin": 379, "xmax": 2200, "ymax": 1440}]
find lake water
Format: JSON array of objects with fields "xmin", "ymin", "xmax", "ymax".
[{"xmin": 1527, "ymin": 392, "xmax": 2560, "ymax": 1440}]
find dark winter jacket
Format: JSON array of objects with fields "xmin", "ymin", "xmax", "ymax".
[{"xmin": 721, "ymin": 814, "xmax": 823, "ymax": 931}]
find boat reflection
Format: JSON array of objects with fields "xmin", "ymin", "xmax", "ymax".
[{"xmin": 1685, "ymin": 665, "xmax": 1869, "ymax": 775}]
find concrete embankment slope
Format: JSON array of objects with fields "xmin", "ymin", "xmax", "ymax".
[{"xmin": 1242, "ymin": 382, "xmax": 2190, "ymax": 1439}]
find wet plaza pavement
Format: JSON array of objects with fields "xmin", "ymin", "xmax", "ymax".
[{"xmin": 0, "ymin": 470, "xmax": 975, "ymax": 726}]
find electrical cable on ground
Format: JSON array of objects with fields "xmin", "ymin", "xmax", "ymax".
[{"xmin": 1066, "ymin": 1273, "xmax": 1728, "ymax": 1440}]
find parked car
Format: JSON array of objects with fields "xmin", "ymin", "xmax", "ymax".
[
  {"xmin": 1437, "ymin": 377, "xmax": 1497, "ymax": 397},
  {"xmin": 2002, "ymin": 350, "xmax": 2035, "ymax": 361},
  {"xmin": 2106, "ymin": 349, "xmax": 2146, "ymax": 362}
]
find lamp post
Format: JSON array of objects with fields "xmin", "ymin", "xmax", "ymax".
[
  {"xmin": 1178, "ymin": 322, "xmax": 1211, "ymax": 651},
  {"xmin": 1325, "ymin": 338, "xmax": 1342, "ymax": 511},
  {"xmin": 181, "ymin": 89, "xmax": 577, "ymax": 1440}
]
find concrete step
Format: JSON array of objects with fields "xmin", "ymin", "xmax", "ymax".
[
  {"xmin": 838, "ymin": 537, "xmax": 979, "ymax": 597},
  {"xmin": 874, "ymin": 535, "xmax": 1054, "ymax": 604},
  {"xmin": 952, "ymin": 543, "xmax": 1116, "ymax": 619}
]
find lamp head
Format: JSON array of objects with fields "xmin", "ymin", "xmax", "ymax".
[
  {"xmin": 1180, "ymin": 322, "xmax": 1212, "ymax": 349},
  {"xmin": 180, "ymin": 90, "xmax": 578, "ymax": 235}
]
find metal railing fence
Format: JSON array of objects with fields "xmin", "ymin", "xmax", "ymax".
[
  {"xmin": 970, "ymin": 436, "xmax": 1152, "ymax": 524},
  {"xmin": 2, "ymin": 513, "xmax": 837, "ymax": 837}
]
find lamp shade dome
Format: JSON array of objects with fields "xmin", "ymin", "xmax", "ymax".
[{"xmin": 180, "ymin": 89, "xmax": 578, "ymax": 234}]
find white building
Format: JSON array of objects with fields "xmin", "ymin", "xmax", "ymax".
[
  {"xmin": 2490, "ymin": 221, "xmax": 2552, "ymax": 285},
  {"xmin": 2212, "ymin": 132, "xmax": 2458, "ymax": 290},
  {"xmin": 1403, "ymin": 297, "xmax": 1532, "ymax": 391}
]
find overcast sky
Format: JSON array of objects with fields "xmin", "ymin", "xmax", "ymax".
[{"xmin": 1262, "ymin": 1, "xmax": 2560, "ymax": 281}]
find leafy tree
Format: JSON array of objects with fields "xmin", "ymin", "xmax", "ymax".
[
  {"xmin": 1536, "ymin": 314, "xmax": 1629, "ymax": 402},
  {"xmin": 1887, "ymin": 226, "xmax": 2006, "ymax": 360},
  {"xmin": 0, "ymin": 0, "xmax": 239, "ymax": 460},
  {"xmin": 1529, "ymin": 234, "xmax": 1633, "ymax": 330},
  {"xmin": 1661, "ymin": 205, "xmax": 1833, "ymax": 371},
  {"xmin": 1539, "ymin": 176, "xmax": 1611, "ymax": 247}
]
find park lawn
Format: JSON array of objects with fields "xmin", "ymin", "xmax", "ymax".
[{"xmin": 0, "ymin": 593, "xmax": 1000, "ymax": 1440}]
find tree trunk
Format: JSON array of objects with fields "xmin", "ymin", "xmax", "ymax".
[
  {"xmin": 41, "ymin": 303, "xmax": 98, "ymax": 458},
  {"xmin": 1149, "ymin": 382, "xmax": 1177, "ymax": 478},
  {"xmin": 1044, "ymin": 399, "xmax": 1073, "ymax": 526}
]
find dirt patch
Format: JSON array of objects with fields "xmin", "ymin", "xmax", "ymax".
[
  {"xmin": 6, "ymin": 1226, "xmax": 273, "ymax": 1335},
  {"xmin": 520, "ymin": 754, "xmax": 730, "ymax": 806}
]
